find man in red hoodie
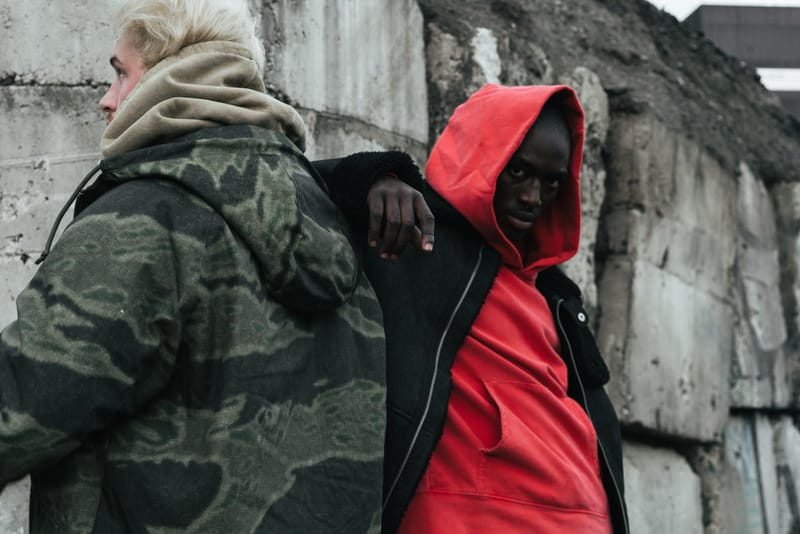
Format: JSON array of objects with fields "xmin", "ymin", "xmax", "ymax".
[{"xmin": 319, "ymin": 84, "xmax": 628, "ymax": 533}]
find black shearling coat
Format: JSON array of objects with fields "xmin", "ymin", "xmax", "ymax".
[{"xmin": 316, "ymin": 153, "xmax": 629, "ymax": 534}]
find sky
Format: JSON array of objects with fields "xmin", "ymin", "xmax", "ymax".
[{"xmin": 649, "ymin": 0, "xmax": 800, "ymax": 20}]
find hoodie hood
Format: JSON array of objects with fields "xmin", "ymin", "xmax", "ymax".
[
  {"xmin": 98, "ymin": 124, "xmax": 359, "ymax": 311},
  {"xmin": 425, "ymin": 84, "xmax": 584, "ymax": 275}
]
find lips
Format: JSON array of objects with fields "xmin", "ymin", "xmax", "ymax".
[
  {"xmin": 510, "ymin": 209, "xmax": 540, "ymax": 222},
  {"xmin": 510, "ymin": 206, "xmax": 541, "ymax": 221},
  {"xmin": 505, "ymin": 210, "xmax": 540, "ymax": 231}
]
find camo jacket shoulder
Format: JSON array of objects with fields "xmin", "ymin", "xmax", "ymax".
[{"xmin": 0, "ymin": 155, "xmax": 386, "ymax": 533}]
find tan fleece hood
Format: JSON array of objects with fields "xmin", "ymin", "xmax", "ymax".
[{"xmin": 101, "ymin": 41, "xmax": 306, "ymax": 158}]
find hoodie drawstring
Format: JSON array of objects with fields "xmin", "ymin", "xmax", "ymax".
[{"xmin": 36, "ymin": 163, "xmax": 102, "ymax": 265}]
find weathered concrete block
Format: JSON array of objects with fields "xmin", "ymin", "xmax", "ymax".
[
  {"xmin": 424, "ymin": 23, "xmax": 488, "ymax": 140},
  {"xmin": 753, "ymin": 416, "xmax": 780, "ymax": 534},
  {"xmin": 737, "ymin": 163, "xmax": 787, "ymax": 352},
  {"xmin": 0, "ymin": 86, "xmax": 107, "ymax": 161},
  {"xmin": 300, "ymin": 109, "xmax": 427, "ymax": 165},
  {"xmin": 772, "ymin": 181, "xmax": 800, "ymax": 407},
  {"xmin": 263, "ymin": 0, "xmax": 428, "ymax": 144},
  {"xmin": 425, "ymin": 22, "xmax": 468, "ymax": 99},
  {"xmin": 599, "ymin": 116, "xmax": 735, "ymax": 441},
  {"xmin": 723, "ymin": 416, "xmax": 786, "ymax": 534},
  {"xmin": 623, "ymin": 441, "xmax": 703, "ymax": 534},
  {"xmin": 0, "ymin": 157, "xmax": 97, "ymax": 327},
  {"xmin": 689, "ymin": 444, "xmax": 750, "ymax": 534},
  {"xmin": 731, "ymin": 162, "xmax": 791, "ymax": 409},
  {"xmin": 561, "ymin": 160, "xmax": 604, "ymax": 319},
  {"xmin": 1, "ymin": 257, "xmax": 37, "ymax": 330},
  {"xmin": 561, "ymin": 67, "xmax": 609, "ymax": 319},
  {"xmin": 691, "ymin": 417, "xmax": 800, "ymax": 534},
  {"xmin": 1, "ymin": 86, "xmax": 104, "ymax": 327},
  {"xmin": 604, "ymin": 115, "xmax": 737, "ymax": 300},
  {"xmin": 470, "ymin": 27, "xmax": 501, "ymax": 84},
  {"xmin": 732, "ymin": 287, "xmax": 791, "ymax": 410},
  {"xmin": 0, "ymin": 478, "xmax": 28, "ymax": 534},
  {"xmin": 774, "ymin": 418, "xmax": 800, "ymax": 533},
  {"xmin": 0, "ymin": 1, "xmax": 112, "ymax": 84},
  {"xmin": 599, "ymin": 255, "xmax": 731, "ymax": 441}
]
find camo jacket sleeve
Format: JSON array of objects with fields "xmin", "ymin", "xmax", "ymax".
[{"xmin": 0, "ymin": 193, "xmax": 185, "ymax": 486}]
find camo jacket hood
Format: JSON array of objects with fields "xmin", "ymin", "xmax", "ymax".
[
  {"xmin": 98, "ymin": 124, "xmax": 358, "ymax": 311},
  {"xmin": 0, "ymin": 124, "xmax": 386, "ymax": 533}
]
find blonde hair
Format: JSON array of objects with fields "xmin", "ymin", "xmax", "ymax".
[{"xmin": 114, "ymin": 0, "xmax": 265, "ymax": 73}]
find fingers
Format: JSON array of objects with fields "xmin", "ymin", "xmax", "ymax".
[
  {"xmin": 414, "ymin": 193, "xmax": 435, "ymax": 252},
  {"xmin": 365, "ymin": 176, "xmax": 435, "ymax": 259},
  {"xmin": 386, "ymin": 191, "xmax": 420, "ymax": 257},
  {"xmin": 366, "ymin": 189, "xmax": 386, "ymax": 248},
  {"xmin": 379, "ymin": 194, "xmax": 404, "ymax": 259}
]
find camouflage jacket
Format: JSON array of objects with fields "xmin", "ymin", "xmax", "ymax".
[{"xmin": 0, "ymin": 125, "xmax": 386, "ymax": 533}]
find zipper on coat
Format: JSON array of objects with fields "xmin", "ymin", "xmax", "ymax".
[
  {"xmin": 383, "ymin": 245, "xmax": 486, "ymax": 512},
  {"xmin": 555, "ymin": 299, "xmax": 630, "ymax": 534}
]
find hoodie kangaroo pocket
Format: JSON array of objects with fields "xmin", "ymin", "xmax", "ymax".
[{"xmin": 476, "ymin": 380, "xmax": 605, "ymax": 511}]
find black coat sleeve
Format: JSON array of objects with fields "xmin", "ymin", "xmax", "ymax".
[{"xmin": 312, "ymin": 151, "xmax": 424, "ymax": 232}]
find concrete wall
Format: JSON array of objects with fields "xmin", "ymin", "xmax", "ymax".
[
  {"xmin": 261, "ymin": 0, "xmax": 428, "ymax": 162},
  {"xmin": 601, "ymin": 114, "xmax": 737, "ymax": 442},
  {"xmin": 2, "ymin": 1, "xmax": 800, "ymax": 533}
]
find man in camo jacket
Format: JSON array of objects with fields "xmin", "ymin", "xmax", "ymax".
[{"xmin": 0, "ymin": 1, "xmax": 387, "ymax": 532}]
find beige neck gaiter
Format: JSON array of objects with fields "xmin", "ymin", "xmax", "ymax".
[{"xmin": 101, "ymin": 40, "xmax": 306, "ymax": 158}]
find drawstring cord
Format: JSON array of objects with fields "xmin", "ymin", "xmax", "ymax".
[{"xmin": 35, "ymin": 162, "xmax": 102, "ymax": 265}]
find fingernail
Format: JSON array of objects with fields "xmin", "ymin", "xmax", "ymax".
[
  {"xmin": 380, "ymin": 253, "xmax": 389, "ymax": 259},
  {"xmin": 423, "ymin": 243, "xmax": 433, "ymax": 251},
  {"xmin": 370, "ymin": 241, "xmax": 377, "ymax": 247}
]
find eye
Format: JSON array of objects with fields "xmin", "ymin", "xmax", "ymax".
[
  {"xmin": 545, "ymin": 175, "xmax": 562, "ymax": 187},
  {"xmin": 506, "ymin": 163, "xmax": 526, "ymax": 179}
]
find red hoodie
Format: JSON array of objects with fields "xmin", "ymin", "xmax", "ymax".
[{"xmin": 398, "ymin": 85, "xmax": 611, "ymax": 532}]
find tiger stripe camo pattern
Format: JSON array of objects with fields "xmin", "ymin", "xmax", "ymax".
[{"xmin": 0, "ymin": 124, "xmax": 386, "ymax": 533}]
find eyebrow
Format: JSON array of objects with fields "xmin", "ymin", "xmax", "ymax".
[
  {"xmin": 509, "ymin": 155, "xmax": 568, "ymax": 172},
  {"xmin": 507, "ymin": 155, "xmax": 569, "ymax": 179}
]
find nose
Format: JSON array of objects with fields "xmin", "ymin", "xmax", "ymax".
[
  {"xmin": 99, "ymin": 83, "xmax": 117, "ymax": 114},
  {"xmin": 519, "ymin": 178, "xmax": 542, "ymax": 207}
]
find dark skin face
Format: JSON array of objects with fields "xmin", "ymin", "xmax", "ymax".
[{"xmin": 493, "ymin": 112, "xmax": 571, "ymax": 254}]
